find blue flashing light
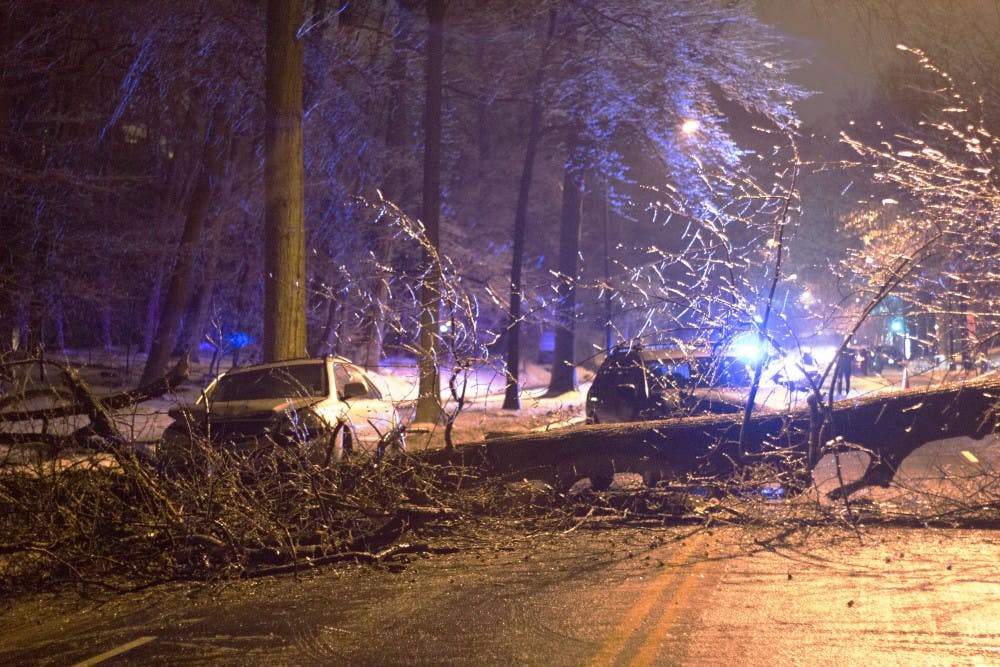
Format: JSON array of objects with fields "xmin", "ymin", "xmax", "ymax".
[
  {"xmin": 761, "ymin": 484, "xmax": 785, "ymax": 500},
  {"xmin": 729, "ymin": 332, "xmax": 766, "ymax": 364},
  {"xmin": 890, "ymin": 318, "xmax": 905, "ymax": 334},
  {"xmin": 226, "ymin": 331, "xmax": 252, "ymax": 349}
]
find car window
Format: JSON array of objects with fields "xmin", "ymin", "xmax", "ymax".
[
  {"xmin": 609, "ymin": 356, "xmax": 643, "ymax": 386},
  {"xmin": 647, "ymin": 359, "xmax": 692, "ymax": 388},
  {"xmin": 333, "ymin": 363, "xmax": 382, "ymax": 400},
  {"xmin": 210, "ymin": 363, "xmax": 328, "ymax": 402}
]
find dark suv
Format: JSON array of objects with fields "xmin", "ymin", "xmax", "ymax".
[{"xmin": 585, "ymin": 346, "xmax": 752, "ymax": 423}]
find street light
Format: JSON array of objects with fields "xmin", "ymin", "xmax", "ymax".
[{"xmin": 680, "ymin": 119, "xmax": 700, "ymax": 134}]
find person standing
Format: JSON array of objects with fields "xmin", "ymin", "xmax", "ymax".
[{"xmin": 834, "ymin": 347, "xmax": 853, "ymax": 395}]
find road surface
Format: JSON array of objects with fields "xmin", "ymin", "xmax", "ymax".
[
  {"xmin": 2, "ymin": 434, "xmax": 998, "ymax": 665},
  {"xmin": 3, "ymin": 521, "xmax": 999, "ymax": 664}
]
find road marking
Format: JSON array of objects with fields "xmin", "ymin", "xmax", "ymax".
[
  {"xmin": 961, "ymin": 450, "xmax": 980, "ymax": 464},
  {"xmin": 628, "ymin": 556, "xmax": 709, "ymax": 666},
  {"xmin": 589, "ymin": 535, "xmax": 705, "ymax": 666},
  {"xmin": 71, "ymin": 636, "xmax": 156, "ymax": 666}
]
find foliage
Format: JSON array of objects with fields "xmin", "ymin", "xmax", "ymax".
[
  {"xmin": 0, "ymin": 438, "xmax": 479, "ymax": 596},
  {"xmin": 2, "ymin": 0, "xmax": 999, "ymax": 598},
  {"xmin": 837, "ymin": 46, "xmax": 999, "ymax": 359},
  {"xmin": 0, "ymin": 0, "xmax": 810, "ymax": 371}
]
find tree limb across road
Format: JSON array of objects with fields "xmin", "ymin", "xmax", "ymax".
[
  {"xmin": 477, "ymin": 375, "xmax": 1000, "ymax": 497},
  {"xmin": 0, "ymin": 354, "xmax": 189, "ymax": 424},
  {"xmin": 0, "ymin": 355, "xmax": 190, "ymax": 457}
]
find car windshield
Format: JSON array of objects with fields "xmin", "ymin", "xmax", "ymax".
[{"xmin": 209, "ymin": 363, "xmax": 327, "ymax": 402}]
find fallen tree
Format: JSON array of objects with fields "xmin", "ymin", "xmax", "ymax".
[
  {"xmin": 0, "ymin": 354, "xmax": 189, "ymax": 423},
  {"xmin": 0, "ymin": 355, "xmax": 190, "ymax": 455},
  {"xmin": 475, "ymin": 375, "xmax": 1000, "ymax": 497}
]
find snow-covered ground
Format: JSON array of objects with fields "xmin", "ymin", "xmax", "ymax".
[
  {"xmin": 2, "ymin": 348, "xmax": 994, "ymax": 451},
  {"xmin": 0, "ymin": 351, "xmax": 592, "ymax": 448}
]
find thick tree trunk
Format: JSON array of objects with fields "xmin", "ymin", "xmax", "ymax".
[
  {"xmin": 414, "ymin": 0, "xmax": 445, "ymax": 423},
  {"xmin": 480, "ymin": 378, "xmax": 1000, "ymax": 496},
  {"xmin": 503, "ymin": 10, "xmax": 555, "ymax": 411},
  {"xmin": 546, "ymin": 130, "xmax": 584, "ymax": 397},
  {"xmin": 263, "ymin": 0, "xmax": 307, "ymax": 363}
]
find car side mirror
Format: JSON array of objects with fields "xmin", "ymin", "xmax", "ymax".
[{"xmin": 341, "ymin": 381, "xmax": 367, "ymax": 400}]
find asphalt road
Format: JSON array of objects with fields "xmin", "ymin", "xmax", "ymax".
[
  {"xmin": 3, "ymin": 434, "xmax": 998, "ymax": 666},
  {"xmin": 2, "ymin": 521, "xmax": 998, "ymax": 666}
]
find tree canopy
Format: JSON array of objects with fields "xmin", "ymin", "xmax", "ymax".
[{"xmin": 1, "ymin": 0, "xmax": 996, "ymax": 407}]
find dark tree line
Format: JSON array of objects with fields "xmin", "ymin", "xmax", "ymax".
[{"xmin": 3, "ymin": 0, "xmax": 994, "ymax": 419}]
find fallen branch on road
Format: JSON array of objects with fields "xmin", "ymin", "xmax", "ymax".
[
  {"xmin": 243, "ymin": 542, "xmax": 462, "ymax": 578},
  {"xmin": 478, "ymin": 375, "xmax": 1000, "ymax": 497},
  {"xmin": 0, "ymin": 354, "xmax": 189, "ymax": 424}
]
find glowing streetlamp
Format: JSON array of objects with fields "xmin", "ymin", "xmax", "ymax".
[{"xmin": 680, "ymin": 119, "xmax": 700, "ymax": 134}]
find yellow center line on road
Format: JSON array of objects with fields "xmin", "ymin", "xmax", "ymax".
[
  {"xmin": 961, "ymin": 450, "xmax": 980, "ymax": 464},
  {"xmin": 589, "ymin": 535, "xmax": 706, "ymax": 667},
  {"xmin": 71, "ymin": 636, "xmax": 157, "ymax": 666},
  {"xmin": 628, "ymin": 555, "xmax": 710, "ymax": 667}
]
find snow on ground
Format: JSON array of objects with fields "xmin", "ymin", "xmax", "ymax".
[
  {"xmin": 0, "ymin": 350, "xmax": 592, "ymax": 448},
  {"xmin": 369, "ymin": 358, "xmax": 591, "ymax": 448},
  {"xmin": 2, "ymin": 347, "xmax": 996, "ymax": 451}
]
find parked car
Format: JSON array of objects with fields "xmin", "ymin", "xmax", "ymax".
[
  {"xmin": 767, "ymin": 352, "xmax": 821, "ymax": 392},
  {"xmin": 585, "ymin": 346, "xmax": 753, "ymax": 424},
  {"xmin": 159, "ymin": 356, "xmax": 405, "ymax": 471},
  {"xmin": 871, "ymin": 345, "xmax": 903, "ymax": 371}
]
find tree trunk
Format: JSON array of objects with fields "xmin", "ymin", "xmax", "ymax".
[
  {"xmin": 479, "ymin": 378, "xmax": 1000, "ymax": 496},
  {"xmin": 0, "ymin": 0, "xmax": 12, "ymax": 351},
  {"xmin": 546, "ymin": 129, "xmax": 584, "ymax": 396},
  {"xmin": 356, "ymin": 280, "xmax": 387, "ymax": 368},
  {"xmin": 263, "ymin": 0, "xmax": 307, "ymax": 363},
  {"xmin": 353, "ymin": 15, "xmax": 413, "ymax": 370},
  {"xmin": 503, "ymin": 9, "xmax": 556, "ymax": 411},
  {"xmin": 138, "ymin": 162, "xmax": 212, "ymax": 386},
  {"xmin": 98, "ymin": 213, "xmax": 114, "ymax": 350},
  {"xmin": 183, "ymin": 213, "xmax": 223, "ymax": 364},
  {"xmin": 184, "ymin": 142, "xmax": 237, "ymax": 363},
  {"xmin": 414, "ymin": 0, "xmax": 445, "ymax": 423}
]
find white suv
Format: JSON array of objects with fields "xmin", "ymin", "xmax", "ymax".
[{"xmin": 159, "ymin": 356, "xmax": 404, "ymax": 469}]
